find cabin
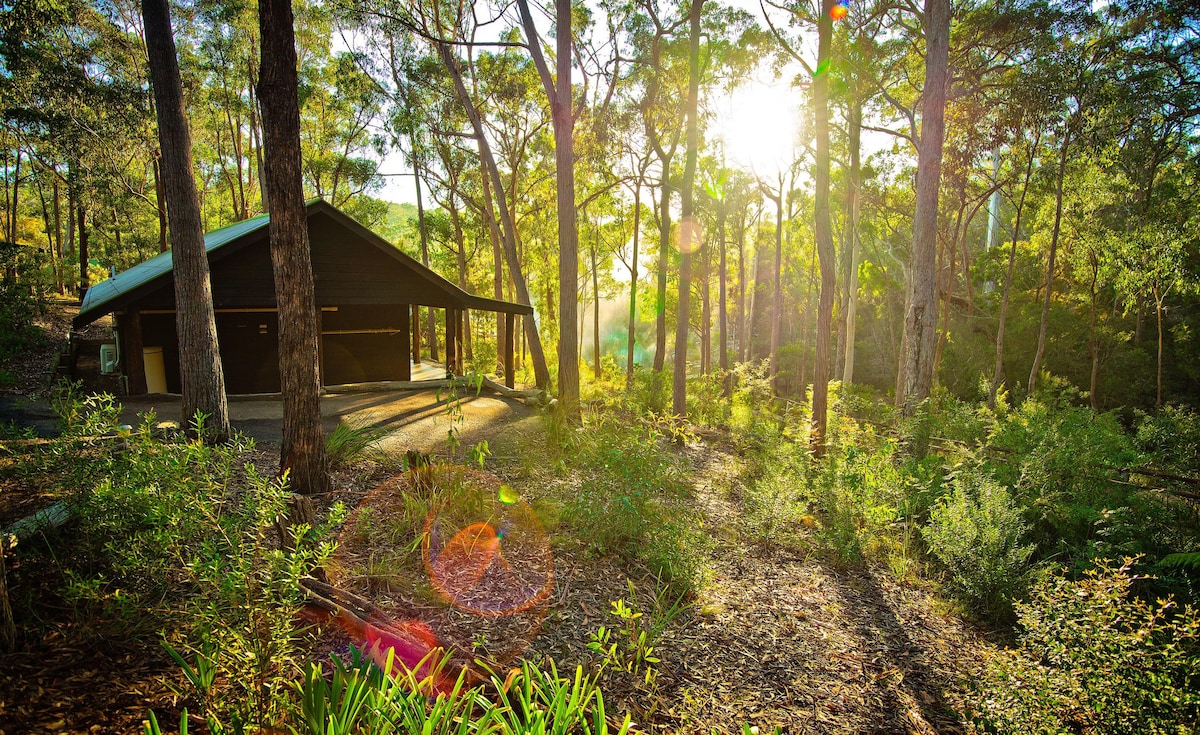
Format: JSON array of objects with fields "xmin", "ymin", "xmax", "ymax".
[{"xmin": 72, "ymin": 199, "xmax": 531, "ymax": 395}]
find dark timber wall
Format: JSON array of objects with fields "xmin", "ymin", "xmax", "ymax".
[{"xmin": 116, "ymin": 210, "xmax": 422, "ymax": 394}]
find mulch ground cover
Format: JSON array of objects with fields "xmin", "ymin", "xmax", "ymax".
[{"xmin": 0, "ymin": 312, "xmax": 997, "ymax": 733}]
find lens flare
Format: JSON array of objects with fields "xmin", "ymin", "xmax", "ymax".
[
  {"xmin": 328, "ymin": 466, "xmax": 553, "ymax": 685},
  {"xmin": 676, "ymin": 216, "xmax": 703, "ymax": 255},
  {"xmin": 423, "ymin": 492, "xmax": 553, "ymax": 618}
]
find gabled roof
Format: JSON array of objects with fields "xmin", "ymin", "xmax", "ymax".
[{"xmin": 74, "ymin": 199, "xmax": 532, "ymax": 329}]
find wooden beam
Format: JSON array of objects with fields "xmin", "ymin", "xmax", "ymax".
[
  {"xmin": 504, "ymin": 312, "xmax": 515, "ymax": 389},
  {"xmin": 411, "ymin": 304, "xmax": 421, "ymax": 365}
]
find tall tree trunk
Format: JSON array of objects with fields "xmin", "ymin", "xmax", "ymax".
[
  {"xmin": 52, "ymin": 176, "xmax": 63, "ymax": 293},
  {"xmin": 737, "ymin": 208, "xmax": 747, "ymax": 363},
  {"xmin": 8, "ymin": 146, "xmax": 19, "ymax": 244},
  {"xmin": 152, "ymin": 155, "xmax": 169, "ymax": 252},
  {"xmin": 412, "ymin": 144, "xmax": 437, "ymax": 362},
  {"xmin": 142, "ymin": 0, "xmax": 231, "ymax": 442},
  {"xmin": 1027, "ymin": 127, "xmax": 1071, "ymax": 394},
  {"xmin": 700, "ymin": 239, "xmax": 711, "ymax": 374},
  {"xmin": 592, "ymin": 240, "xmax": 601, "ymax": 379},
  {"xmin": 517, "ymin": 0, "xmax": 578, "ymax": 417},
  {"xmin": 842, "ymin": 102, "xmax": 862, "ymax": 385},
  {"xmin": 672, "ymin": 0, "xmax": 704, "ymax": 419},
  {"xmin": 718, "ymin": 202, "xmax": 728, "ymax": 393},
  {"xmin": 483, "ymin": 167, "xmax": 505, "ymax": 374},
  {"xmin": 989, "ymin": 132, "xmax": 1039, "ymax": 409},
  {"xmin": 77, "ymin": 203, "xmax": 88, "ymax": 297},
  {"xmin": 769, "ymin": 188, "xmax": 783, "ymax": 391},
  {"xmin": 1155, "ymin": 288, "xmax": 1164, "ymax": 410},
  {"xmin": 810, "ymin": 1, "xmax": 836, "ymax": 453},
  {"xmin": 898, "ymin": 0, "xmax": 950, "ymax": 418},
  {"xmin": 653, "ymin": 169, "xmax": 671, "ymax": 372},
  {"xmin": 626, "ymin": 182, "xmax": 641, "ymax": 386},
  {"xmin": 1088, "ymin": 252, "xmax": 1100, "ymax": 411},
  {"xmin": 258, "ymin": 0, "xmax": 330, "ymax": 495},
  {"xmin": 437, "ymin": 42, "xmax": 550, "ymax": 389}
]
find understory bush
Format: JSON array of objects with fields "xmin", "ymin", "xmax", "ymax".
[
  {"xmin": 27, "ymin": 393, "xmax": 343, "ymax": 730},
  {"xmin": 557, "ymin": 412, "xmax": 706, "ymax": 595},
  {"xmin": 923, "ymin": 470, "xmax": 1034, "ymax": 618},
  {"xmin": 975, "ymin": 559, "xmax": 1200, "ymax": 735}
]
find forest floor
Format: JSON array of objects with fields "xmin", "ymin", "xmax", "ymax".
[{"xmin": 0, "ymin": 304, "xmax": 998, "ymax": 734}]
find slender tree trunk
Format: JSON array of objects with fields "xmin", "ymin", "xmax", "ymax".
[
  {"xmin": 1155, "ymin": 289, "xmax": 1165, "ymax": 410},
  {"xmin": 654, "ymin": 169, "xmax": 671, "ymax": 372},
  {"xmin": 142, "ymin": 0, "xmax": 231, "ymax": 442},
  {"xmin": 1028, "ymin": 128, "xmax": 1071, "ymax": 394},
  {"xmin": 626, "ymin": 183, "xmax": 641, "ymax": 386},
  {"xmin": 842, "ymin": 104, "xmax": 862, "ymax": 385},
  {"xmin": 483, "ymin": 168, "xmax": 505, "ymax": 374},
  {"xmin": 769, "ymin": 189, "xmax": 783, "ymax": 391},
  {"xmin": 810, "ymin": 2, "xmax": 836, "ymax": 453},
  {"xmin": 437, "ymin": 42, "xmax": 550, "ymax": 389},
  {"xmin": 8, "ymin": 147, "xmax": 19, "ymax": 244},
  {"xmin": 516, "ymin": 0, "xmax": 578, "ymax": 417},
  {"xmin": 257, "ymin": 0, "xmax": 330, "ymax": 495},
  {"xmin": 698, "ymin": 242, "xmax": 708, "ymax": 374},
  {"xmin": 935, "ymin": 196, "xmax": 965, "ymax": 376},
  {"xmin": 672, "ymin": 0, "xmax": 704, "ymax": 419},
  {"xmin": 737, "ymin": 209, "xmax": 747, "ymax": 363},
  {"xmin": 1088, "ymin": 252, "xmax": 1100, "ymax": 411},
  {"xmin": 989, "ymin": 132, "xmax": 1039, "ymax": 409},
  {"xmin": 898, "ymin": 0, "xmax": 950, "ymax": 419},
  {"xmin": 412, "ymin": 146, "xmax": 437, "ymax": 362},
  {"xmin": 52, "ymin": 177, "xmax": 64, "ymax": 293},
  {"xmin": 718, "ymin": 203, "xmax": 729, "ymax": 393},
  {"xmin": 77, "ymin": 204, "xmax": 88, "ymax": 297},
  {"xmin": 151, "ymin": 155, "xmax": 169, "ymax": 252},
  {"xmin": 592, "ymin": 240, "xmax": 601, "ymax": 379}
]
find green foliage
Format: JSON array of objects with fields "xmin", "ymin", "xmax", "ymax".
[
  {"xmin": 923, "ymin": 470, "xmax": 1034, "ymax": 618},
  {"xmin": 556, "ymin": 413, "xmax": 706, "ymax": 595},
  {"xmin": 587, "ymin": 580, "xmax": 691, "ymax": 694},
  {"xmin": 975, "ymin": 559, "xmax": 1200, "ymax": 735},
  {"xmin": 0, "ymin": 240, "xmax": 46, "ymax": 360},
  {"xmin": 325, "ymin": 418, "xmax": 387, "ymax": 467},
  {"xmin": 29, "ymin": 392, "xmax": 340, "ymax": 729},
  {"xmin": 289, "ymin": 645, "xmax": 630, "ymax": 735}
]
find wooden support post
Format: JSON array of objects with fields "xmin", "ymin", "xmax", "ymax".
[
  {"xmin": 444, "ymin": 307, "xmax": 456, "ymax": 376},
  {"xmin": 411, "ymin": 304, "xmax": 421, "ymax": 364},
  {"xmin": 504, "ymin": 312, "xmax": 515, "ymax": 389},
  {"xmin": 124, "ymin": 309, "xmax": 146, "ymax": 395}
]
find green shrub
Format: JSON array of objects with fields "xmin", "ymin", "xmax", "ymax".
[
  {"xmin": 53, "ymin": 402, "xmax": 340, "ymax": 728},
  {"xmin": 325, "ymin": 418, "xmax": 387, "ymax": 467},
  {"xmin": 923, "ymin": 470, "xmax": 1033, "ymax": 618},
  {"xmin": 558, "ymin": 413, "xmax": 704, "ymax": 595},
  {"xmin": 975, "ymin": 559, "xmax": 1200, "ymax": 735}
]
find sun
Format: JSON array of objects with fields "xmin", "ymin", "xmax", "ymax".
[{"xmin": 713, "ymin": 76, "xmax": 803, "ymax": 174}]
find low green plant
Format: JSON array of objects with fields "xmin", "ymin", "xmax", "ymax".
[
  {"xmin": 558, "ymin": 413, "xmax": 704, "ymax": 594},
  {"xmin": 291, "ymin": 645, "xmax": 628, "ymax": 735},
  {"xmin": 923, "ymin": 470, "xmax": 1034, "ymax": 619},
  {"xmin": 325, "ymin": 419, "xmax": 388, "ymax": 467},
  {"xmin": 975, "ymin": 558, "xmax": 1200, "ymax": 735}
]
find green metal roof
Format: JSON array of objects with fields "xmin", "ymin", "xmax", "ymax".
[
  {"xmin": 76, "ymin": 212, "xmax": 270, "ymax": 327},
  {"xmin": 74, "ymin": 199, "xmax": 533, "ymax": 330}
]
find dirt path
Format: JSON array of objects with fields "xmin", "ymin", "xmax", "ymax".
[{"xmin": 643, "ymin": 444, "xmax": 992, "ymax": 734}]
